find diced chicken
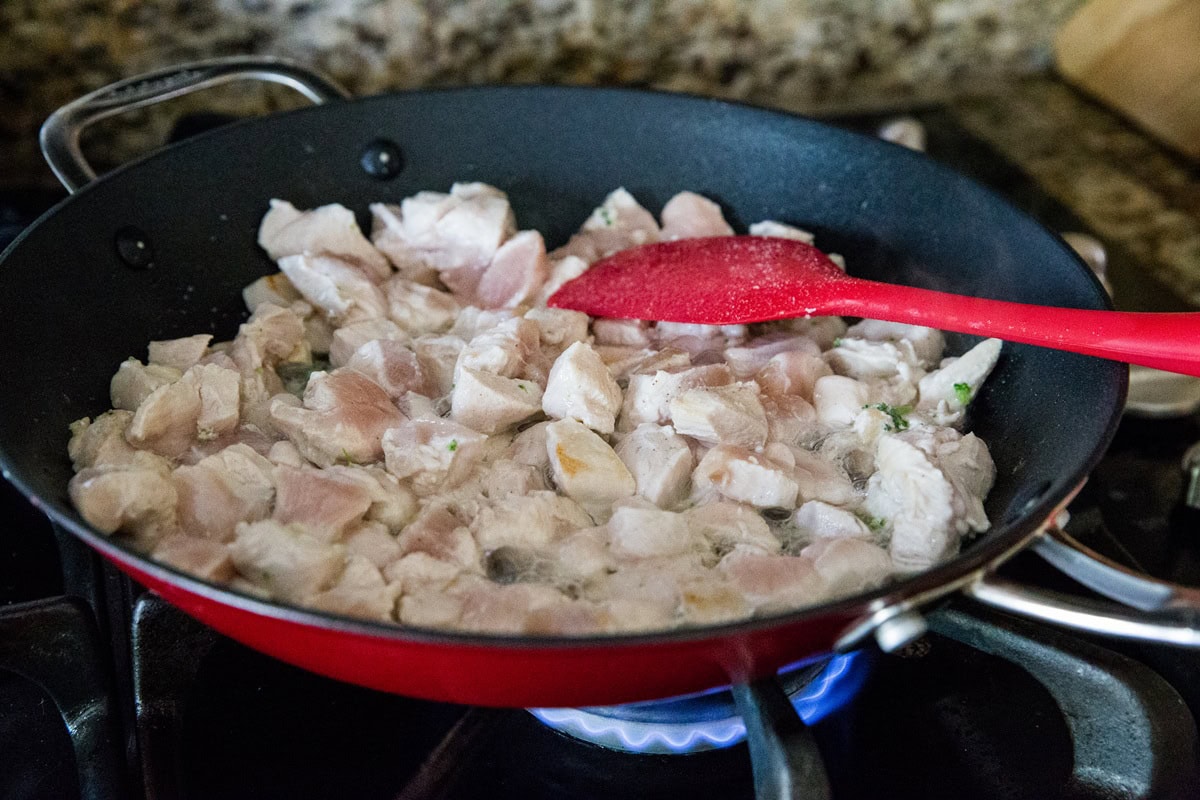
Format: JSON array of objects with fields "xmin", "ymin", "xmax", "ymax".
[
  {"xmin": 126, "ymin": 363, "xmax": 241, "ymax": 457},
  {"xmin": 230, "ymin": 519, "xmax": 346, "ymax": 603},
  {"xmin": 523, "ymin": 307, "xmax": 589, "ymax": 354},
  {"xmin": 718, "ymin": 546, "xmax": 827, "ymax": 611},
  {"xmin": 68, "ymin": 455, "xmax": 177, "ymax": 545},
  {"xmin": 535, "ymin": 254, "xmax": 590, "ymax": 305},
  {"xmin": 68, "ymin": 411, "xmax": 139, "ymax": 470},
  {"xmin": 594, "ymin": 319, "xmax": 653, "ymax": 348},
  {"xmin": 607, "ymin": 502, "xmax": 693, "ymax": 560},
  {"xmin": 542, "ymin": 342, "xmax": 622, "ymax": 434},
  {"xmin": 110, "ymin": 359, "xmax": 181, "ymax": 412},
  {"xmin": 791, "ymin": 447, "xmax": 860, "ymax": 507},
  {"xmin": 749, "ymin": 220, "xmax": 815, "ymax": 243},
  {"xmin": 619, "ymin": 364, "xmax": 732, "ymax": 430},
  {"xmin": 258, "ymin": 199, "xmax": 391, "ymax": 281},
  {"xmin": 345, "ymin": 339, "xmax": 424, "ymax": 399},
  {"xmin": 596, "ymin": 555, "xmax": 705, "ymax": 616},
  {"xmin": 413, "ymin": 334, "xmax": 465, "ymax": 397},
  {"xmin": 472, "ymin": 490, "xmax": 593, "ymax": 551},
  {"xmin": 451, "ymin": 368, "xmax": 542, "ymax": 434},
  {"xmin": 307, "ymin": 555, "xmax": 400, "ymax": 621},
  {"xmin": 846, "ymin": 320, "xmax": 945, "ymax": 368},
  {"xmin": 506, "ymin": 420, "xmax": 551, "ymax": 470},
  {"xmin": 767, "ymin": 316, "xmax": 847, "ymax": 349},
  {"xmin": 601, "ymin": 347, "xmax": 693, "ymax": 382},
  {"xmin": 812, "ymin": 375, "xmax": 870, "ymax": 427},
  {"xmin": 455, "ymin": 580, "xmax": 569, "ymax": 634},
  {"xmin": 686, "ymin": 502, "xmax": 782, "ymax": 557},
  {"xmin": 475, "ymin": 230, "xmax": 549, "ymax": 308},
  {"xmin": 270, "ymin": 369, "xmax": 407, "ymax": 466},
  {"xmin": 801, "ymin": 538, "xmax": 892, "ymax": 597},
  {"xmin": 761, "ymin": 394, "xmax": 818, "ymax": 446},
  {"xmin": 614, "ymin": 423, "xmax": 694, "ymax": 508},
  {"xmin": 525, "ymin": 600, "xmax": 616, "ymax": 635},
  {"xmin": 826, "ymin": 338, "xmax": 924, "ymax": 386},
  {"xmin": 397, "ymin": 507, "xmax": 481, "ymax": 570},
  {"xmin": 756, "ymin": 351, "xmax": 832, "ymax": 403},
  {"xmin": 384, "ymin": 276, "xmax": 460, "ymax": 335},
  {"xmin": 343, "ymin": 521, "xmax": 403, "ymax": 569},
  {"xmin": 917, "ymin": 338, "xmax": 1002, "ymax": 425},
  {"xmin": 368, "ymin": 203, "xmax": 440, "ymax": 285},
  {"xmin": 323, "ymin": 465, "xmax": 418, "ymax": 532},
  {"xmin": 693, "ymin": 445, "xmax": 800, "ymax": 509},
  {"xmin": 194, "ymin": 364, "xmax": 241, "ymax": 441},
  {"xmin": 148, "ymin": 335, "xmax": 212, "ymax": 372},
  {"xmin": 243, "ymin": 272, "xmax": 303, "ymax": 312},
  {"xmin": 554, "ymin": 525, "xmax": 615, "ymax": 583},
  {"xmin": 670, "ymin": 382, "xmax": 768, "ymax": 448},
  {"xmin": 151, "ymin": 534, "xmax": 236, "ymax": 583},
  {"xmin": 552, "ymin": 188, "xmax": 661, "ymax": 264},
  {"xmin": 793, "ymin": 500, "xmax": 874, "ymax": 541},
  {"xmin": 174, "ymin": 444, "xmax": 275, "ymax": 542},
  {"xmin": 329, "ymin": 318, "xmax": 409, "ymax": 367},
  {"xmin": 271, "ymin": 464, "xmax": 373, "ymax": 542},
  {"xmin": 655, "ymin": 322, "xmax": 748, "ymax": 348},
  {"xmin": 725, "ymin": 334, "xmax": 821, "ymax": 379},
  {"xmin": 660, "ymin": 191, "xmax": 734, "ymax": 240},
  {"xmin": 544, "ymin": 418, "xmax": 635, "ymax": 514},
  {"xmin": 677, "ymin": 574, "xmax": 753, "ymax": 625},
  {"xmin": 278, "ymin": 254, "xmax": 388, "ymax": 323},
  {"xmin": 381, "ymin": 417, "xmax": 486, "ymax": 496},
  {"xmin": 481, "ymin": 458, "xmax": 548, "ymax": 500},
  {"xmin": 455, "ymin": 317, "xmax": 540, "ymax": 385},
  {"xmin": 228, "ymin": 303, "xmax": 309, "ymax": 375}
]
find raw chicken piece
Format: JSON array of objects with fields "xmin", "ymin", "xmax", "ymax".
[
  {"xmin": 381, "ymin": 417, "xmax": 486, "ymax": 496},
  {"xmin": 677, "ymin": 575, "xmax": 752, "ymax": 625},
  {"xmin": 554, "ymin": 525, "xmax": 616, "ymax": 583},
  {"xmin": 258, "ymin": 199, "xmax": 391, "ymax": 281},
  {"xmin": 472, "ymin": 490, "xmax": 593, "ymax": 551},
  {"xmin": 535, "ymin": 255, "xmax": 590, "ymax": 305},
  {"xmin": 791, "ymin": 447, "xmax": 860, "ymax": 507},
  {"xmin": 801, "ymin": 538, "xmax": 892, "ymax": 596},
  {"xmin": 614, "ymin": 423, "xmax": 694, "ymax": 508},
  {"xmin": 601, "ymin": 347, "xmax": 693, "ymax": 382},
  {"xmin": 619, "ymin": 364, "xmax": 732, "ymax": 431},
  {"xmin": 126, "ymin": 363, "xmax": 241, "ymax": 458},
  {"xmin": 307, "ymin": 555, "xmax": 400, "ymax": 621},
  {"xmin": 456, "ymin": 580, "xmax": 569, "ymax": 634},
  {"xmin": 762, "ymin": 394, "xmax": 819, "ymax": 446},
  {"xmin": 756, "ymin": 351, "xmax": 832, "ymax": 402},
  {"xmin": 717, "ymin": 546, "xmax": 827, "ymax": 611},
  {"xmin": 323, "ymin": 465, "xmax": 418, "ymax": 533},
  {"xmin": 748, "ymin": 220, "xmax": 815, "ymax": 243},
  {"xmin": 368, "ymin": 203, "xmax": 440, "ymax": 285},
  {"xmin": 230, "ymin": 519, "xmax": 346, "ymax": 603},
  {"xmin": 724, "ymin": 334, "xmax": 821, "ymax": 379},
  {"xmin": 526, "ymin": 600, "xmax": 615, "ymax": 635},
  {"xmin": 812, "ymin": 375, "xmax": 870, "ymax": 427},
  {"xmin": 68, "ymin": 454, "xmax": 177, "ymax": 545},
  {"xmin": 269, "ymin": 369, "xmax": 407, "ymax": 466},
  {"xmin": 551, "ymin": 188, "xmax": 661, "ymax": 264},
  {"xmin": 173, "ymin": 443, "xmax": 275, "ymax": 542},
  {"xmin": 544, "ymin": 418, "xmax": 635, "ymax": 514},
  {"xmin": 455, "ymin": 317, "xmax": 540, "ymax": 384},
  {"xmin": 110, "ymin": 359, "xmax": 181, "ymax": 412},
  {"xmin": 68, "ymin": 411, "xmax": 139, "ymax": 470},
  {"xmin": 343, "ymin": 521, "xmax": 403, "ymax": 569},
  {"xmin": 451, "ymin": 368, "xmax": 543, "ymax": 434},
  {"xmin": 384, "ymin": 276, "xmax": 460, "ymax": 335},
  {"xmin": 151, "ymin": 534, "xmax": 235, "ymax": 583},
  {"xmin": 542, "ymin": 342, "xmax": 623, "ymax": 434},
  {"xmin": 481, "ymin": 459, "xmax": 549, "ymax": 500},
  {"xmin": 476, "ymin": 230, "xmax": 549, "ymax": 308},
  {"xmin": 686, "ymin": 502, "xmax": 782, "ymax": 557},
  {"xmin": 413, "ymin": 334, "xmax": 465, "ymax": 397},
  {"xmin": 272, "ymin": 464, "xmax": 374, "ymax": 542},
  {"xmin": 230, "ymin": 304, "xmax": 308, "ymax": 373},
  {"xmin": 278, "ymin": 253, "xmax": 388, "ymax": 323},
  {"xmin": 397, "ymin": 507, "xmax": 481, "ymax": 570},
  {"xmin": 793, "ymin": 500, "xmax": 874, "ymax": 541},
  {"xmin": 607, "ymin": 502, "xmax": 693, "ymax": 560},
  {"xmin": 345, "ymin": 339, "xmax": 424, "ymax": 399},
  {"xmin": 148, "ymin": 335, "xmax": 212, "ymax": 372},
  {"xmin": 845, "ymin": 320, "xmax": 945, "ymax": 368},
  {"xmin": 243, "ymin": 272, "xmax": 302, "ymax": 312},
  {"xmin": 594, "ymin": 319, "xmax": 653, "ymax": 348},
  {"xmin": 693, "ymin": 446, "xmax": 800, "ymax": 509},
  {"xmin": 506, "ymin": 420, "xmax": 551, "ymax": 469},
  {"xmin": 669, "ymin": 382, "xmax": 769, "ymax": 448},
  {"xmin": 329, "ymin": 318, "xmax": 409, "ymax": 367},
  {"xmin": 193, "ymin": 364, "xmax": 241, "ymax": 441},
  {"xmin": 825, "ymin": 338, "xmax": 924, "ymax": 385},
  {"xmin": 917, "ymin": 338, "xmax": 1002, "ymax": 426},
  {"xmin": 523, "ymin": 307, "xmax": 589, "ymax": 355},
  {"xmin": 660, "ymin": 191, "xmax": 734, "ymax": 240}
]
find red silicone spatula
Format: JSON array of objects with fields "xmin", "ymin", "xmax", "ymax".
[{"xmin": 547, "ymin": 236, "xmax": 1200, "ymax": 377}]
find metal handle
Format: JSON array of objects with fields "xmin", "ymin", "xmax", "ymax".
[
  {"xmin": 40, "ymin": 56, "xmax": 349, "ymax": 193},
  {"xmin": 963, "ymin": 526, "xmax": 1200, "ymax": 646}
]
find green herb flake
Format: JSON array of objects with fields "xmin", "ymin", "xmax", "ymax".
[
  {"xmin": 599, "ymin": 207, "xmax": 614, "ymax": 226},
  {"xmin": 953, "ymin": 382, "xmax": 972, "ymax": 405},
  {"xmin": 517, "ymin": 383, "xmax": 528, "ymax": 392},
  {"xmin": 448, "ymin": 439, "xmax": 458, "ymax": 452},
  {"xmin": 339, "ymin": 448, "xmax": 357, "ymax": 465},
  {"xmin": 868, "ymin": 402, "xmax": 911, "ymax": 432},
  {"xmin": 833, "ymin": 337, "xmax": 844, "ymax": 347},
  {"xmin": 855, "ymin": 511, "xmax": 887, "ymax": 532}
]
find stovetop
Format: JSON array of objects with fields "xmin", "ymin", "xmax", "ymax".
[{"xmin": 2, "ymin": 108, "xmax": 1200, "ymax": 800}]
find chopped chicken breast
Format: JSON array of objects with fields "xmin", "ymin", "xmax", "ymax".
[
  {"xmin": 270, "ymin": 369, "xmax": 406, "ymax": 466},
  {"xmin": 542, "ymin": 342, "xmax": 623, "ymax": 434},
  {"xmin": 544, "ymin": 418, "xmax": 635, "ymax": 513},
  {"xmin": 660, "ymin": 191, "xmax": 734, "ymax": 239},
  {"xmin": 614, "ymin": 423, "xmax": 694, "ymax": 508},
  {"xmin": 382, "ymin": 417, "xmax": 486, "ymax": 496},
  {"xmin": 258, "ymin": 199, "xmax": 391, "ymax": 281}
]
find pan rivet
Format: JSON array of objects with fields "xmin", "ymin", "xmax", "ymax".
[
  {"xmin": 114, "ymin": 226, "xmax": 154, "ymax": 269},
  {"xmin": 873, "ymin": 610, "xmax": 928, "ymax": 652},
  {"xmin": 360, "ymin": 139, "xmax": 404, "ymax": 179}
]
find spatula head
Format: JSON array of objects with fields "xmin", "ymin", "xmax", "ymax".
[{"xmin": 547, "ymin": 236, "xmax": 851, "ymax": 324}]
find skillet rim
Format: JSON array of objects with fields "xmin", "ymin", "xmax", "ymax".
[{"xmin": 0, "ymin": 83, "xmax": 1128, "ymax": 650}]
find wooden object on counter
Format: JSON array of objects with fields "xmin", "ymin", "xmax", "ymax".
[{"xmin": 1055, "ymin": 0, "xmax": 1200, "ymax": 161}]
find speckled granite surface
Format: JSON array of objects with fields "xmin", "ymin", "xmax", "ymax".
[{"xmin": 2, "ymin": 0, "xmax": 1197, "ymax": 304}]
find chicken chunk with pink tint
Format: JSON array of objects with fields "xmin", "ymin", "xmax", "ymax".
[
  {"xmin": 384, "ymin": 276, "xmax": 460, "ymax": 335},
  {"xmin": 173, "ymin": 444, "xmax": 275, "ymax": 542},
  {"xmin": 718, "ymin": 546, "xmax": 828, "ymax": 611},
  {"xmin": 68, "ymin": 454, "xmax": 177, "ymax": 546},
  {"xmin": 68, "ymin": 411, "xmax": 140, "ymax": 470},
  {"xmin": 382, "ymin": 418, "xmax": 486, "ymax": 496},
  {"xmin": 151, "ymin": 534, "xmax": 236, "ymax": 583},
  {"xmin": 271, "ymin": 464, "xmax": 374, "ymax": 542},
  {"xmin": 660, "ymin": 191, "xmax": 734, "ymax": 240},
  {"xmin": 476, "ymin": 229, "xmax": 549, "ymax": 308},
  {"xmin": 551, "ymin": 188, "xmax": 661, "ymax": 264},
  {"xmin": 148, "ymin": 334, "xmax": 212, "ymax": 372},
  {"xmin": 669, "ymin": 382, "xmax": 769, "ymax": 448},
  {"xmin": 344, "ymin": 339, "xmax": 424, "ymax": 399},
  {"xmin": 230, "ymin": 519, "xmax": 347, "ymax": 603},
  {"xmin": 614, "ymin": 423, "xmax": 694, "ymax": 509},
  {"xmin": 278, "ymin": 254, "xmax": 388, "ymax": 324},
  {"xmin": 110, "ymin": 359, "xmax": 181, "ymax": 412},
  {"xmin": 451, "ymin": 368, "xmax": 542, "ymax": 434},
  {"xmin": 801, "ymin": 538, "xmax": 892, "ymax": 597},
  {"xmin": 693, "ymin": 445, "xmax": 800, "ymax": 509},
  {"xmin": 619, "ymin": 364, "xmax": 732, "ymax": 431},
  {"xmin": 542, "ymin": 342, "xmax": 622, "ymax": 434},
  {"xmin": 258, "ymin": 199, "xmax": 391, "ymax": 282}
]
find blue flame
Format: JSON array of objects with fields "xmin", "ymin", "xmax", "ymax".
[{"xmin": 530, "ymin": 651, "xmax": 867, "ymax": 754}]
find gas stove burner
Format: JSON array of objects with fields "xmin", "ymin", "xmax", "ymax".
[{"xmin": 529, "ymin": 652, "xmax": 866, "ymax": 754}]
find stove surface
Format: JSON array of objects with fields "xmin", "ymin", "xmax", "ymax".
[{"xmin": 2, "ymin": 108, "xmax": 1199, "ymax": 800}]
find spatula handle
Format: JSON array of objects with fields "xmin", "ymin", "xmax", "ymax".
[{"xmin": 835, "ymin": 280, "xmax": 1200, "ymax": 377}]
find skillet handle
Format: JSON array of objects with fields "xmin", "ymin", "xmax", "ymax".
[
  {"xmin": 40, "ymin": 56, "xmax": 349, "ymax": 194},
  {"xmin": 963, "ymin": 526, "xmax": 1200, "ymax": 646}
]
